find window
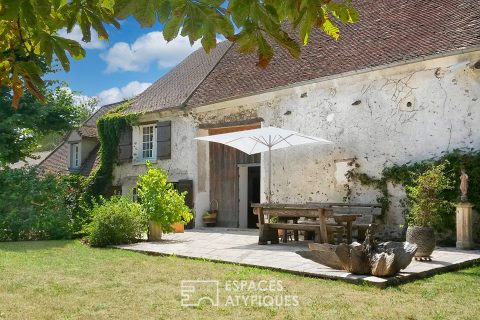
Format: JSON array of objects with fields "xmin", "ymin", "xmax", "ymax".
[
  {"xmin": 70, "ymin": 143, "xmax": 80, "ymax": 169},
  {"xmin": 132, "ymin": 187, "xmax": 138, "ymax": 202},
  {"xmin": 142, "ymin": 125, "xmax": 154, "ymax": 159}
]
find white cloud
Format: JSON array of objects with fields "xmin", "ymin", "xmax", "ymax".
[
  {"xmin": 58, "ymin": 25, "xmax": 107, "ymax": 50},
  {"xmin": 96, "ymin": 81, "xmax": 152, "ymax": 105},
  {"xmin": 59, "ymin": 87, "xmax": 97, "ymax": 108},
  {"xmin": 101, "ymin": 31, "xmax": 201, "ymax": 73}
]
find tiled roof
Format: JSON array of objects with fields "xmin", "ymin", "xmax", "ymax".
[
  {"xmin": 187, "ymin": 0, "xmax": 480, "ymax": 107},
  {"xmin": 79, "ymin": 145, "xmax": 100, "ymax": 176},
  {"xmin": 128, "ymin": 0, "xmax": 480, "ymax": 112},
  {"xmin": 77, "ymin": 126, "xmax": 97, "ymax": 138},
  {"xmin": 38, "ymin": 102, "xmax": 121, "ymax": 176},
  {"xmin": 84, "ymin": 101, "xmax": 125, "ymax": 127},
  {"xmin": 9, "ymin": 151, "xmax": 51, "ymax": 169},
  {"xmin": 124, "ymin": 41, "xmax": 232, "ymax": 113},
  {"xmin": 38, "ymin": 143, "xmax": 70, "ymax": 176}
]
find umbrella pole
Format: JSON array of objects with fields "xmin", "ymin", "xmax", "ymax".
[{"xmin": 268, "ymin": 145, "xmax": 272, "ymax": 203}]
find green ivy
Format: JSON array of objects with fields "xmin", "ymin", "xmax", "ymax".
[
  {"xmin": 83, "ymin": 101, "xmax": 139, "ymax": 200},
  {"xmin": 348, "ymin": 149, "xmax": 480, "ymax": 234}
]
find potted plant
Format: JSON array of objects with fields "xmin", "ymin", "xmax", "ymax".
[
  {"xmin": 138, "ymin": 162, "xmax": 193, "ymax": 240},
  {"xmin": 202, "ymin": 199, "xmax": 218, "ymax": 227},
  {"xmin": 406, "ymin": 163, "xmax": 452, "ymax": 260},
  {"xmin": 202, "ymin": 211, "xmax": 217, "ymax": 226},
  {"xmin": 171, "ymin": 222, "xmax": 185, "ymax": 233}
]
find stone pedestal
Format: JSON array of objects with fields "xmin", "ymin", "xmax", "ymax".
[{"xmin": 456, "ymin": 203, "xmax": 474, "ymax": 250}]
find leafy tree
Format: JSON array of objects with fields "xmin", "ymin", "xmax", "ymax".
[
  {"xmin": 0, "ymin": 166, "xmax": 72, "ymax": 241},
  {"xmin": 0, "ymin": 84, "xmax": 97, "ymax": 164},
  {"xmin": 0, "ymin": 0, "xmax": 358, "ymax": 106}
]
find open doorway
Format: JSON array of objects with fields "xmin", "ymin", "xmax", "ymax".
[
  {"xmin": 208, "ymin": 123, "xmax": 261, "ymax": 228},
  {"xmin": 238, "ymin": 164, "xmax": 260, "ymax": 229}
]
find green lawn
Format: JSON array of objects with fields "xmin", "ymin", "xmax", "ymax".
[{"xmin": 0, "ymin": 241, "xmax": 479, "ymax": 319}]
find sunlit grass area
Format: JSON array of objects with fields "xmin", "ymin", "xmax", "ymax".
[{"xmin": 0, "ymin": 241, "xmax": 479, "ymax": 319}]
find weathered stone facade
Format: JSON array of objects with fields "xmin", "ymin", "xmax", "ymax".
[{"xmin": 114, "ymin": 50, "xmax": 480, "ymax": 237}]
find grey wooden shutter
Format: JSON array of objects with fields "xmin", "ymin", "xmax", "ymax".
[
  {"xmin": 156, "ymin": 120, "xmax": 171, "ymax": 159},
  {"xmin": 117, "ymin": 126, "xmax": 132, "ymax": 162},
  {"xmin": 176, "ymin": 180, "xmax": 194, "ymax": 229}
]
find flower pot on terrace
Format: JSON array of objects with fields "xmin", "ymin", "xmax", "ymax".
[
  {"xmin": 406, "ymin": 226, "xmax": 435, "ymax": 259},
  {"xmin": 172, "ymin": 223, "xmax": 185, "ymax": 233},
  {"xmin": 148, "ymin": 221, "xmax": 163, "ymax": 241}
]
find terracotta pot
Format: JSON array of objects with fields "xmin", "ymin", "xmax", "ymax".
[
  {"xmin": 406, "ymin": 226, "xmax": 435, "ymax": 258},
  {"xmin": 172, "ymin": 223, "xmax": 184, "ymax": 233},
  {"xmin": 148, "ymin": 221, "xmax": 163, "ymax": 241}
]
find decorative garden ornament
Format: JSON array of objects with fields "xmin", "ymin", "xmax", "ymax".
[
  {"xmin": 302, "ymin": 226, "xmax": 417, "ymax": 277},
  {"xmin": 460, "ymin": 169, "xmax": 469, "ymax": 201}
]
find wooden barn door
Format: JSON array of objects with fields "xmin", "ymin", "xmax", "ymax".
[{"xmin": 208, "ymin": 125, "xmax": 260, "ymax": 227}]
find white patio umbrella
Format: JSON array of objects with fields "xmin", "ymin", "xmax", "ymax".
[{"xmin": 195, "ymin": 126, "xmax": 333, "ymax": 202}]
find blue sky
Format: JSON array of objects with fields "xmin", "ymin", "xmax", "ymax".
[{"xmin": 54, "ymin": 18, "xmax": 202, "ymax": 106}]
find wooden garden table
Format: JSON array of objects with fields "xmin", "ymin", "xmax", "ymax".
[{"xmin": 252, "ymin": 203, "xmax": 361, "ymax": 244}]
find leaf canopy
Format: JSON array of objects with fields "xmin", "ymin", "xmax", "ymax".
[{"xmin": 0, "ymin": 0, "xmax": 359, "ymax": 107}]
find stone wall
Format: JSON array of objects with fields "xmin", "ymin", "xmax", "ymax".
[
  {"xmin": 191, "ymin": 50, "xmax": 480, "ymax": 238},
  {"xmin": 114, "ymin": 50, "xmax": 480, "ymax": 237}
]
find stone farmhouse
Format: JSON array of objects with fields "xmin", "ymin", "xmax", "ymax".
[{"xmin": 39, "ymin": 0, "xmax": 480, "ymax": 238}]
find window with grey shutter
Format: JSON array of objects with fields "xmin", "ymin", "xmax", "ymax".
[
  {"xmin": 156, "ymin": 121, "xmax": 171, "ymax": 160},
  {"xmin": 117, "ymin": 126, "xmax": 132, "ymax": 162}
]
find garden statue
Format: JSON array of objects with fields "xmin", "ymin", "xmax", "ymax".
[
  {"xmin": 456, "ymin": 169, "xmax": 474, "ymax": 249},
  {"xmin": 460, "ymin": 169, "xmax": 469, "ymax": 201}
]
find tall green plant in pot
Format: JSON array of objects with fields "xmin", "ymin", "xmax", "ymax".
[
  {"xmin": 137, "ymin": 162, "xmax": 193, "ymax": 241},
  {"xmin": 406, "ymin": 163, "xmax": 453, "ymax": 259}
]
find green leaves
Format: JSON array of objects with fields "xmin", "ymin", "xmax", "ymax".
[
  {"xmin": 1, "ymin": 0, "xmax": 360, "ymax": 107},
  {"xmin": 0, "ymin": 166, "xmax": 73, "ymax": 241},
  {"xmin": 0, "ymin": 0, "xmax": 118, "ymax": 107},
  {"xmin": 138, "ymin": 162, "xmax": 193, "ymax": 233},
  {"xmin": 115, "ymin": 0, "xmax": 172, "ymax": 27},
  {"xmin": 319, "ymin": 8, "xmax": 340, "ymax": 41},
  {"xmin": 407, "ymin": 163, "xmax": 454, "ymax": 228},
  {"xmin": 83, "ymin": 195, "xmax": 147, "ymax": 247},
  {"xmin": 326, "ymin": 1, "xmax": 359, "ymax": 24}
]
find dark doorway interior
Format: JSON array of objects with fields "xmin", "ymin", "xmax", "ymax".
[{"xmin": 247, "ymin": 166, "xmax": 261, "ymax": 228}]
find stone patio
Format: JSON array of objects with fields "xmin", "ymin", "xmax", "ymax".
[{"xmin": 114, "ymin": 228, "xmax": 480, "ymax": 288}]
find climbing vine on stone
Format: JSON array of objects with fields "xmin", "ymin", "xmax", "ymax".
[
  {"xmin": 83, "ymin": 101, "xmax": 139, "ymax": 199},
  {"xmin": 346, "ymin": 150, "xmax": 480, "ymax": 234}
]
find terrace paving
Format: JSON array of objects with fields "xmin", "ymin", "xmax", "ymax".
[{"xmin": 114, "ymin": 228, "xmax": 480, "ymax": 288}]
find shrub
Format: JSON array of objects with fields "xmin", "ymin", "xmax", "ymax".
[
  {"xmin": 62, "ymin": 174, "xmax": 90, "ymax": 236},
  {"xmin": 83, "ymin": 195, "xmax": 147, "ymax": 247},
  {"xmin": 406, "ymin": 163, "xmax": 454, "ymax": 228},
  {"xmin": 137, "ymin": 162, "xmax": 193, "ymax": 233},
  {"xmin": 0, "ymin": 166, "xmax": 72, "ymax": 241}
]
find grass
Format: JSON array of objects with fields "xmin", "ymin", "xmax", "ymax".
[{"xmin": 0, "ymin": 241, "xmax": 479, "ymax": 319}]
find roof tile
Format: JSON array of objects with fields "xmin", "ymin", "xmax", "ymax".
[
  {"xmin": 187, "ymin": 0, "xmax": 480, "ymax": 107},
  {"xmin": 125, "ymin": 41, "xmax": 232, "ymax": 114}
]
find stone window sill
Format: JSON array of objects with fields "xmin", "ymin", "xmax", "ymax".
[{"xmin": 132, "ymin": 159, "xmax": 157, "ymax": 166}]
